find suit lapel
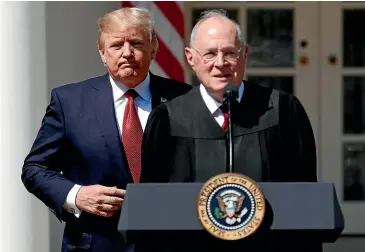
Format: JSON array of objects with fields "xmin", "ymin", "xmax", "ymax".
[
  {"xmin": 149, "ymin": 72, "xmax": 167, "ymax": 109},
  {"xmin": 91, "ymin": 74, "xmax": 131, "ymax": 183}
]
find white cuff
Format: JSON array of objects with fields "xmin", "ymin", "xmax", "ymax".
[{"xmin": 63, "ymin": 184, "xmax": 82, "ymax": 218}]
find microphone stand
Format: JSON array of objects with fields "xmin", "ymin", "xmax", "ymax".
[{"xmin": 224, "ymin": 91, "xmax": 236, "ymax": 174}]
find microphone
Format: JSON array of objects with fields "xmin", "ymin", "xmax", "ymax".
[{"xmin": 222, "ymin": 84, "xmax": 238, "ymax": 174}]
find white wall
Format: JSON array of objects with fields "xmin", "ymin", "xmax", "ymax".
[
  {"xmin": 46, "ymin": 1, "xmax": 120, "ymax": 91},
  {"xmin": 45, "ymin": 2, "xmax": 121, "ymax": 251}
]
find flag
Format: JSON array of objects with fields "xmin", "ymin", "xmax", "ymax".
[{"xmin": 121, "ymin": 1, "xmax": 185, "ymax": 82}]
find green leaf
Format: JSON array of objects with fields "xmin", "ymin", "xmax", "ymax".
[{"xmin": 214, "ymin": 207, "xmax": 223, "ymax": 219}]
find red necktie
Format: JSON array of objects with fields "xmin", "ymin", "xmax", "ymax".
[
  {"xmin": 122, "ymin": 89, "xmax": 143, "ymax": 183},
  {"xmin": 220, "ymin": 106, "xmax": 229, "ymax": 131}
]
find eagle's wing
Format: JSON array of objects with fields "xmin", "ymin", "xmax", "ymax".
[
  {"xmin": 236, "ymin": 196, "xmax": 245, "ymax": 212},
  {"xmin": 217, "ymin": 196, "xmax": 226, "ymax": 212}
]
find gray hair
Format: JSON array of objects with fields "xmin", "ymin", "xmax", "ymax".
[{"xmin": 189, "ymin": 9, "xmax": 246, "ymax": 48}]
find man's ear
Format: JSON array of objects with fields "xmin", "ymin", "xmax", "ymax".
[
  {"xmin": 185, "ymin": 47, "xmax": 195, "ymax": 69},
  {"xmin": 151, "ymin": 49, "xmax": 157, "ymax": 61},
  {"xmin": 98, "ymin": 47, "xmax": 106, "ymax": 65}
]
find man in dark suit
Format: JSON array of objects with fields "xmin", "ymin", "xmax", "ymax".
[
  {"xmin": 21, "ymin": 7, "xmax": 191, "ymax": 252},
  {"xmin": 141, "ymin": 9, "xmax": 317, "ymax": 184}
]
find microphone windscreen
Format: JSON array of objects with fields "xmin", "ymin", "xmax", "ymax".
[{"xmin": 223, "ymin": 83, "xmax": 239, "ymax": 99}]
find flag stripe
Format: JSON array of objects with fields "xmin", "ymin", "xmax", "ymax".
[
  {"xmin": 130, "ymin": 1, "xmax": 185, "ymax": 68},
  {"xmin": 149, "ymin": 61, "xmax": 168, "ymax": 79},
  {"xmin": 154, "ymin": 1, "xmax": 184, "ymax": 40},
  {"xmin": 176, "ymin": 1, "xmax": 184, "ymax": 14},
  {"xmin": 120, "ymin": 1, "xmax": 185, "ymax": 82},
  {"xmin": 155, "ymin": 34, "xmax": 184, "ymax": 82},
  {"xmin": 121, "ymin": 1, "xmax": 132, "ymax": 7}
]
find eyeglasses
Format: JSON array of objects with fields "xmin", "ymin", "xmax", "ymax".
[{"xmin": 191, "ymin": 47, "xmax": 242, "ymax": 64}]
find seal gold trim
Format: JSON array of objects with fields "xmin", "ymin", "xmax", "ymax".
[{"xmin": 197, "ymin": 173, "xmax": 265, "ymax": 240}]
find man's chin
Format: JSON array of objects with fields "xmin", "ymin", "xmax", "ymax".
[
  {"xmin": 115, "ymin": 70, "xmax": 149, "ymax": 87},
  {"xmin": 119, "ymin": 69, "xmax": 138, "ymax": 78},
  {"xmin": 211, "ymin": 81, "xmax": 229, "ymax": 90},
  {"xmin": 215, "ymin": 79, "xmax": 242, "ymax": 89}
]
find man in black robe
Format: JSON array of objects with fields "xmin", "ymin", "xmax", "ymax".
[{"xmin": 140, "ymin": 9, "xmax": 317, "ymax": 184}]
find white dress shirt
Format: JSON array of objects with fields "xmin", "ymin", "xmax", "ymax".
[
  {"xmin": 63, "ymin": 73, "xmax": 152, "ymax": 217},
  {"xmin": 199, "ymin": 81, "xmax": 244, "ymax": 127}
]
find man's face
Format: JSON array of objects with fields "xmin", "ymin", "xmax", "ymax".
[
  {"xmin": 185, "ymin": 17, "xmax": 247, "ymax": 101},
  {"xmin": 99, "ymin": 25, "xmax": 156, "ymax": 88}
]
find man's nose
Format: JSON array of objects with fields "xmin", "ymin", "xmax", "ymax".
[
  {"xmin": 214, "ymin": 52, "xmax": 225, "ymax": 67},
  {"xmin": 122, "ymin": 44, "xmax": 133, "ymax": 58}
]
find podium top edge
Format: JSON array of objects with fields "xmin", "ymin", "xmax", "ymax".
[{"xmin": 127, "ymin": 182, "xmax": 334, "ymax": 186}]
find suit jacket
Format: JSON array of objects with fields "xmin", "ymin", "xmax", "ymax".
[
  {"xmin": 21, "ymin": 72, "xmax": 191, "ymax": 252},
  {"xmin": 141, "ymin": 81, "xmax": 317, "ymax": 184}
]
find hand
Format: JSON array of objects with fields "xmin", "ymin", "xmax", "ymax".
[{"xmin": 75, "ymin": 185, "xmax": 126, "ymax": 217}]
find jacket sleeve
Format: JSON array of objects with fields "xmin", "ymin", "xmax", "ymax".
[
  {"xmin": 21, "ymin": 89, "xmax": 75, "ymax": 221},
  {"xmin": 140, "ymin": 104, "xmax": 175, "ymax": 183},
  {"xmin": 283, "ymin": 94, "xmax": 317, "ymax": 182}
]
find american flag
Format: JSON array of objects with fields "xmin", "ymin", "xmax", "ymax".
[{"xmin": 121, "ymin": 1, "xmax": 185, "ymax": 83}]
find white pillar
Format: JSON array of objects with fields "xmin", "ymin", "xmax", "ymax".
[{"xmin": 0, "ymin": 2, "xmax": 49, "ymax": 252}]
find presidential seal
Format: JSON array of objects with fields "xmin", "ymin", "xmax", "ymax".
[{"xmin": 197, "ymin": 173, "xmax": 265, "ymax": 240}]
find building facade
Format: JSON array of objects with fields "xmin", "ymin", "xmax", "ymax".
[{"xmin": 1, "ymin": 1, "xmax": 364, "ymax": 251}]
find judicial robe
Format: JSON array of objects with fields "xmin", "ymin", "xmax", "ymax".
[{"xmin": 140, "ymin": 81, "xmax": 317, "ymax": 183}]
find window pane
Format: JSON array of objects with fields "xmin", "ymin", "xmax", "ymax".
[
  {"xmin": 247, "ymin": 9, "xmax": 294, "ymax": 67},
  {"xmin": 343, "ymin": 77, "xmax": 365, "ymax": 134},
  {"xmin": 343, "ymin": 10, "xmax": 365, "ymax": 67},
  {"xmin": 344, "ymin": 143, "xmax": 365, "ymax": 201},
  {"xmin": 247, "ymin": 76, "xmax": 294, "ymax": 94}
]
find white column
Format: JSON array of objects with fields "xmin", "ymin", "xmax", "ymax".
[{"xmin": 0, "ymin": 2, "xmax": 49, "ymax": 252}]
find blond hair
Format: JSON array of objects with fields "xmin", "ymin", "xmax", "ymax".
[{"xmin": 97, "ymin": 7, "xmax": 159, "ymax": 51}]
